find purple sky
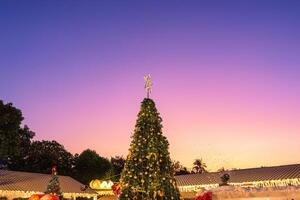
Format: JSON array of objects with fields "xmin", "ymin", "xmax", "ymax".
[{"xmin": 1, "ymin": 0, "xmax": 300, "ymax": 171}]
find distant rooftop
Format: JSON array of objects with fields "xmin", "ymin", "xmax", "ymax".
[
  {"xmin": 0, "ymin": 170, "xmax": 96, "ymax": 195},
  {"xmin": 175, "ymin": 164, "xmax": 300, "ymax": 187}
]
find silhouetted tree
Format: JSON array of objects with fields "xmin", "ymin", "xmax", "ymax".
[
  {"xmin": 0, "ymin": 100, "xmax": 35, "ymax": 168},
  {"xmin": 9, "ymin": 125, "xmax": 35, "ymax": 170},
  {"xmin": 217, "ymin": 167, "xmax": 226, "ymax": 172},
  {"xmin": 176, "ymin": 167, "xmax": 190, "ymax": 176},
  {"xmin": 73, "ymin": 149, "xmax": 111, "ymax": 184},
  {"xmin": 110, "ymin": 156, "xmax": 125, "ymax": 181},
  {"xmin": 23, "ymin": 140, "xmax": 73, "ymax": 175},
  {"xmin": 192, "ymin": 158, "xmax": 207, "ymax": 174},
  {"xmin": 171, "ymin": 160, "xmax": 190, "ymax": 176}
]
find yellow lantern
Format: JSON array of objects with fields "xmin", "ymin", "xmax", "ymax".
[
  {"xmin": 89, "ymin": 179, "xmax": 114, "ymax": 190},
  {"xmin": 89, "ymin": 179, "xmax": 101, "ymax": 189}
]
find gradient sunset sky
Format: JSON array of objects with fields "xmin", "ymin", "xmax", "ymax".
[{"xmin": 1, "ymin": 1, "xmax": 300, "ymax": 171}]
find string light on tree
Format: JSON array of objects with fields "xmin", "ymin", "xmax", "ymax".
[
  {"xmin": 119, "ymin": 75, "xmax": 180, "ymax": 199},
  {"xmin": 44, "ymin": 166, "xmax": 62, "ymax": 200}
]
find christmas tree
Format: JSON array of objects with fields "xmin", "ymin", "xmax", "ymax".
[
  {"xmin": 45, "ymin": 166, "xmax": 62, "ymax": 197},
  {"xmin": 119, "ymin": 76, "xmax": 180, "ymax": 200}
]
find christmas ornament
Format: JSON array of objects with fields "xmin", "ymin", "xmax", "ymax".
[
  {"xmin": 119, "ymin": 97, "xmax": 180, "ymax": 199},
  {"xmin": 51, "ymin": 166, "xmax": 57, "ymax": 175},
  {"xmin": 112, "ymin": 183, "xmax": 121, "ymax": 196},
  {"xmin": 29, "ymin": 194, "xmax": 43, "ymax": 200},
  {"xmin": 40, "ymin": 194, "xmax": 59, "ymax": 200}
]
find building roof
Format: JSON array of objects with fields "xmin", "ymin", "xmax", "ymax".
[
  {"xmin": 0, "ymin": 170, "xmax": 96, "ymax": 195},
  {"xmin": 175, "ymin": 164, "xmax": 300, "ymax": 187}
]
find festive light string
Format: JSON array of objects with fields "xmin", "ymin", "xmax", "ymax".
[
  {"xmin": 0, "ymin": 190, "xmax": 96, "ymax": 199},
  {"xmin": 178, "ymin": 178, "xmax": 300, "ymax": 192},
  {"xmin": 116, "ymin": 98, "xmax": 180, "ymax": 199},
  {"xmin": 230, "ymin": 178, "xmax": 300, "ymax": 188}
]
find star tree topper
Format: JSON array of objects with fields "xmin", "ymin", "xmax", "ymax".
[{"xmin": 144, "ymin": 74, "xmax": 152, "ymax": 98}]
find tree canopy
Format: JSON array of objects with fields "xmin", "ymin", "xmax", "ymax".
[
  {"xmin": 73, "ymin": 149, "xmax": 111, "ymax": 184},
  {"xmin": 22, "ymin": 140, "xmax": 74, "ymax": 175},
  {"xmin": 192, "ymin": 158, "xmax": 207, "ymax": 174},
  {"xmin": 0, "ymin": 100, "xmax": 35, "ymax": 166},
  {"xmin": 0, "ymin": 99, "xmax": 117, "ymax": 184},
  {"xmin": 171, "ymin": 160, "xmax": 190, "ymax": 176}
]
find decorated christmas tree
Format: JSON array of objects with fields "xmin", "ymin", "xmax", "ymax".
[
  {"xmin": 45, "ymin": 166, "xmax": 62, "ymax": 198},
  {"xmin": 119, "ymin": 75, "xmax": 180, "ymax": 200}
]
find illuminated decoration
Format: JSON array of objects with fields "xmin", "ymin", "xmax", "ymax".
[
  {"xmin": 0, "ymin": 190, "xmax": 96, "ymax": 200},
  {"xmin": 178, "ymin": 178, "xmax": 300, "ymax": 192},
  {"xmin": 40, "ymin": 194, "xmax": 59, "ymax": 200},
  {"xmin": 29, "ymin": 194, "xmax": 44, "ymax": 200},
  {"xmin": 28, "ymin": 194, "xmax": 59, "ymax": 200},
  {"xmin": 144, "ymin": 74, "xmax": 152, "ymax": 98},
  {"xmin": 196, "ymin": 191, "xmax": 212, "ymax": 200},
  {"xmin": 89, "ymin": 179, "xmax": 101, "ymax": 190},
  {"xmin": 89, "ymin": 180, "xmax": 114, "ymax": 190},
  {"xmin": 231, "ymin": 178, "xmax": 300, "ymax": 188},
  {"xmin": 100, "ymin": 180, "xmax": 113, "ymax": 189},
  {"xmin": 45, "ymin": 165, "xmax": 62, "ymax": 197},
  {"xmin": 119, "ymin": 97, "xmax": 180, "ymax": 199},
  {"xmin": 176, "ymin": 164, "xmax": 300, "ymax": 197},
  {"xmin": 0, "ymin": 170, "xmax": 98, "ymax": 200},
  {"xmin": 112, "ymin": 183, "xmax": 121, "ymax": 196}
]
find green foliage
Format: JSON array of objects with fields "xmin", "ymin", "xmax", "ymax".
[
  {"xmin": 0, "ymin": 100, "xmax": 35, "ymax": 164},
  {"xmin": 45, "ymin": 171, "xmax": 62, "ymax": 196},
  {"xmin": 73, "ymin": 149, "xmax": 111, "ymax": 184},
  {"xmin": 0, "ymin": 99, "xmax": 114, "ymax": 185},
  {"xmin": 21, "ymin": 140, "xmax": 74, "ymax": 175},
  {"xmin": 120, "ymin": 98, "xmax": 180, "ymax": 200},
  {"xmin": 9, "ymin": 125, "xmax": 35, "ymax": 170}
]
